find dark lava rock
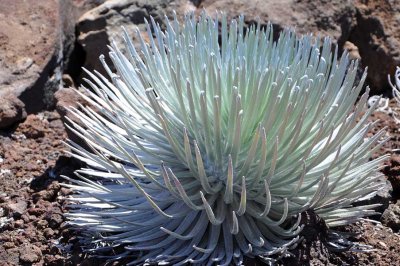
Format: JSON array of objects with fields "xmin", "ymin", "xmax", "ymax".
[
  {"xmin": 383, "ymin": 155, "xmax": 400, "ymax": 197},
  {"xmin": 47, "ymin": 213, "xmax": 64, "ymax": 229},
  {"xmin": 381, "ymin": 201, "xmax": 400, "ymax": 231}
]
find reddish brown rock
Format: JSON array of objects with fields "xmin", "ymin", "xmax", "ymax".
[
  {"xmin": 47, "ymin": 212, "xmax": 64, "ymax": 229},
  {"xmin": 17, "ymin": 114, "xmax": 47, "ymax": 139},
  {"xmin": 383, "ymin": 154, "xmax": 400, "ymax": 196},
  {"xmin": 54, "ymin": 87, "xmax": 86, "ymax": 119},
  {"xmin": 0, "ymin": 93, "xmax": 26, "ymax": 129},
  {"xmin": 0, "ymin": 0, "xmax": 77, "ymax": 118},
  {"xmin": 351, "ymin": 0, "xmax": 400, "ymax": 94},
  {"xmin": 3, "ymin": 242, "xmax": 15, "ymax": 249},
  {"xmin": 55, "ymin": 86, "xmax": 90, "ymax": 146},
  {"xmin": 43, "ymin": 228, "xmax": 55, "ymax": 238},
  {"xmin": 201, "ymin": 0, "xmax": 355, "ymax": 41},
  {"xmin": 19, "ymin": 244, "xmax": 42, "ymax": 263},
  {"xmin": 5, "ymin": 200, "xmax": 27, "ymax": 219}
]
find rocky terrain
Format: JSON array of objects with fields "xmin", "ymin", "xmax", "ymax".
[{"xmin": 1, "ymin": 0, "xmax": 400, "ymax": 265}]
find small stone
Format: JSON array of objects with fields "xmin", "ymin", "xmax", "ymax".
[
  {"xmin": 48, "ymin": 213, "xmax": 63, "ymax": 229},
  {"xmin": 381, "ymin": 201, "xmax": 400, "ymax": 231},
  {"xmin": 34, "ymin": 190, "xmax": 56, "ymax": 201},
  {"xmin": 14, "ymin": 219, "xmax": 24, "ymax": 228},
  {"xmin": 3, "ymin": 242, "xmax": 15, "ymax": 249},
  {"xmin": 378, "ymin": 241, "xmax": 388, "ymax": 249},
  {"xmin": 43, "ymin": 227, "xmax": 54, "ymax": 238},
  {"xmin": 19, "ymin": 244, "xmax": 42, "ymax": 263},
  {"xmin": 28, "ymin": 207, "xmax": 45, "ymax": 216},
  {"xmin": 21, "ymin": 214, "xmax": 30, "ymax": 223},
  {"xmin": 0, "ymin": 193, "xmax": 8, "ymax": 203},
  {"xmin": 36, "ymin": 219, "xmax": 48, "ymax": 229},
  {"xmin": 0, "ymin": 93, "xmax": 27, "ymax": 129},
  {"xmin": 17, "ymin": 114, "xmax": 46, "ymax": 139},
  {"xmin": 44, "ymin": 254, "xmax": 65, "ymax": 265},
  {"xmin": 48, "ymin": 182, "xmax": 61, "ymax": 192},
  {"xmin": 6, "ymin": 200, "xmax": 27, "ymax": 219},
  {"xmin": 14, "ymin": 239, "xmax": 26, "ymax": 249}
]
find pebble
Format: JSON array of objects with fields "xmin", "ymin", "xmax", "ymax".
[
  {"xmin": 381, "ymin": 202, "xmax": 400, "ymax": 231},
  {"xmin": 36, "ymin": 219, "xmax": 48, "ymax": 229},
  {"xmin": 19, "ymin": 244, "xmax": 42, "ymax": 263},
  {"xmin": 6, "ymin": 200, "xmax": 27, "ymax": 219},
  {"xmin": 44, "ymin": 227, "xmax": 54, "ymax": 238},
  {"xmin": 48, "ymin": 213, "xmax": 63, "ymax": 229},
  {"xmin": 14, "ymin": 219, "xmax": 24, "ymax": 228},
  {"xmin": 3, "ymin": 242, "xmax": 15, "ymax": 249}
]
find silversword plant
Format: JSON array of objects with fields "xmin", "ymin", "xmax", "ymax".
[
  {"xmin": 390, "ymin": 66, "xmax": 400, "ymax": 98},
  {"xmin": 63, "ymin": 12, "xmax": 388, "ymax": 265},
  {"xmin": 389, "ymin": 66, "xmax": 400, "ymax": 123}
]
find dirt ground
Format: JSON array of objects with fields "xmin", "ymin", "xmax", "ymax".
[{"xmin": 1, "ymin": 100, "xmax": 400, "ymax": 265}]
